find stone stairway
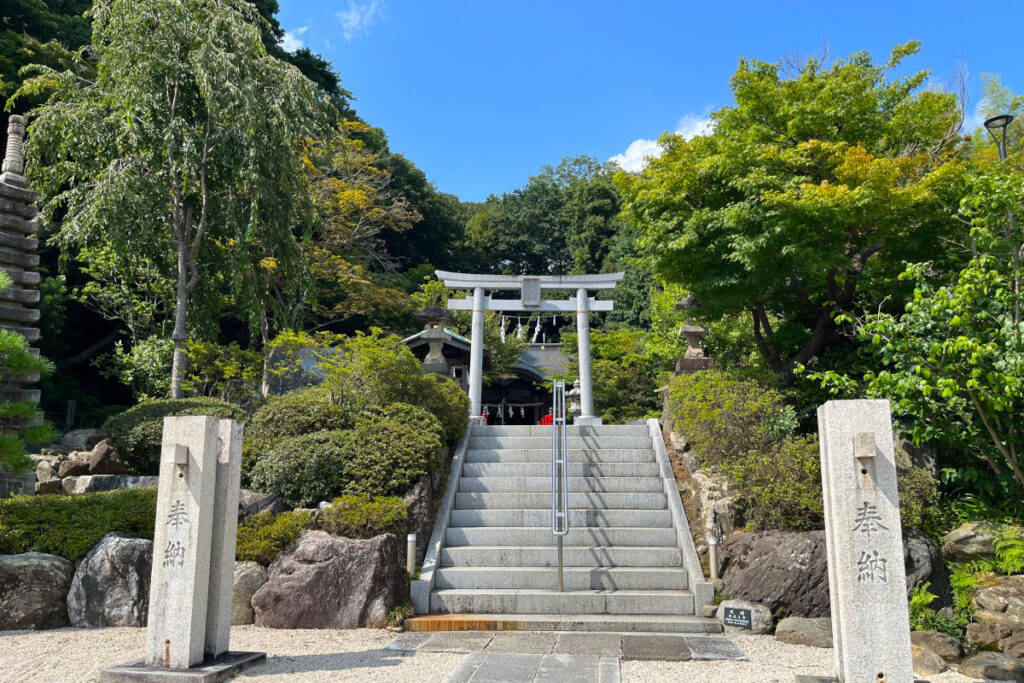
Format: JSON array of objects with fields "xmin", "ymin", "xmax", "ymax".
[{"xmin": 410, "ymin": 422, "xmax": 718, "ymax": 633}]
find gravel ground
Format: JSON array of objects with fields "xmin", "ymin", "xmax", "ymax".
[
  {"xmin": 621, "ymin": 634, "xmax": 977, "ymax": 683},
  {"xmin": 0, "ymin": 627, "xmax": 982, "ymax": 683},
  {"xmin": 0, "ymin": 625, "xmax": 463, "ymax": 683}
]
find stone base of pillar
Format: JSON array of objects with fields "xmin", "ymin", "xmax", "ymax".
[
  {"xmin": 101, "ymin": 651, "xmax": 266, "ymax": 682},
  {"xmin": 469, "ymin": 416, "xmax": 487, "ymax": 426},
  {"xmin": 574, "ymin": 416, "xmax": 603, "ymax": 426}
]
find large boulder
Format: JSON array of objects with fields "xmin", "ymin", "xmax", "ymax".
[
  {"xmin": 404, "ymin": 474, "xmax": 433, "ymax": 567},
  {"xmin": 238, "ymin": 491, "xmax": 288, "ymax": 523},
  {"xmin": 57, "ymin": 458, "xmax": 90, "ymax": 478},
  {"xmin": 0, "ymin": 553, "xmax": 74, "ymax": 630},
  {"xmin": 62, "ymin": 475, "xmax": 159, "ymax": 495},
  {"xmin": 720, "ymin": 530, "xmax": 950, "ymax": 617},
  {"xmin": 959, "ymin": 652, "xmax": 1024, "ymax": 682},
  {"xmin": 232, "ymin": 561, "xmax": 268, "ymax": 625},
  {"xmin": 252, "ymin": 530, "xmax": 404, "ymax": 629},
  {"xmin": 34, "ymin": 459, "xmax": 58, "ymax": 483},
  {"xmin": 942, "ymin": 521, "xmax": 1002, "ymax": 562},
  {"xmin": 904, "ymin": 529, "xmax": 952, "ymax": 608},
  {"xmin": 87, "ymin": 440, "xmax": 127, "ymax": 475},
  {"xmin": 910, "ymin": 630, "xmax": 962, "ymax": 662},
  {"xmin": 911, "ymin": 644, "xmax": 948, "ymax": 677},
  {"xmin": 67, "ymin": 533, "xmax": 152, "ymax": 627},
  {"xmin": 775, "ymin": 616, "xmax": 832, "ymax": 648},
  {"xmin": 972, "ymin": 574, "xmax": 1024, "ymax": 626},
  {"xmin": 61, "ymin": 428, "xmax": 109, "ymax": 452},
  {"xmin": 715, "ymin": 598, "xmax": 772, "ymax": 634}
]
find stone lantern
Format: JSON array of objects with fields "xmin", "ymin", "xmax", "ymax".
[
  {"xmin": 414, "ymin": 306, "xmax": 451, "ymax": 376},
  {"xmin": 675, "ymin": 295, "xmax": 714, "ymax": 375}
]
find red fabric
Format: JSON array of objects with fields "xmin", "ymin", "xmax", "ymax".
[{"xmin": 540, "ymin": 413, "xmax": 553, "ymax": 425}]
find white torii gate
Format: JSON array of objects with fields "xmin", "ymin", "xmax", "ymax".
[{"xmin": 435, "ymin": 270, "xmax": 624, "ymax": 426}]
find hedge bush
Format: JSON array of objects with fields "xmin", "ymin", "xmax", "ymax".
[
  {"xmin": 345, "ymin": 403, "xmax": 442, "ymax": 497},
  {"xmin": 667, "ymin": 369, "xmax": 795, "ymax": 468},
  {"xmin": 409, "ymin": 373, "xmax": 469, "ymax": 445},
  {"xmin": 0, "ymin": 488, "xmax": 157, "ymax": 561},
  {"xmin": 249, "ymin": 430, "xmax": 353, "ymax": 508},
  {"xmin": 318, "ymin": 494, "xmax": 407, "ymax": 538},
  {"xmin": 103, "ymin": 397, "xmax": 247, "ymax": 474},
  {"xmin": 726, "ymin": 435, "xmax": 824, "ymax": 531},
  {"xmin": 236, "ymin": 510, "xmax": 311, "ymax": 565},
  {"xmin": 242, "ymin": 387, "xmax": 353, "ymax": 484}
]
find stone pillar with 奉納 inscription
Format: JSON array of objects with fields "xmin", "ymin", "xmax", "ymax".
[
  {"xmin": 816, "ymin": 399, "xmax": 914, "ymax": 683},
  {"xmin": 102, "ymin": 416, "xmax": 263, "ymax": 682}
]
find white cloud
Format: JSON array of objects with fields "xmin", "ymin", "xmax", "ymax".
[
  {"xmin": 281, "ymin": 26, "xmax": 308, "ymax": 52},
  {"xmin": 609, "ymin": 111, "xmax": 714, "ymax": 173},
  {"xmin": 337, "ymin": 0, "xmax": 385, "ymax": 41}
]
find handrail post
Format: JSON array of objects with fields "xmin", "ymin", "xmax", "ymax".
[{"xmin": 551, "ymin": 380, "xmax": 569, "ymax": 592}]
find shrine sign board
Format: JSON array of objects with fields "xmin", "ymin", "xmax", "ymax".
[{"xmin": 722, "ymin": 607, "xmax": 752, "ymax": 629}]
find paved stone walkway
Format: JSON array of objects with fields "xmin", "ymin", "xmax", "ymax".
[{"xmin": 386, "ymin": 631, "xmax": 747, "ymax": 682}]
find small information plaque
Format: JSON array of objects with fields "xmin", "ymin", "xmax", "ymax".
[{"xmin": 723, "ymin": 607, "xmax": 752, "ymax": 629}]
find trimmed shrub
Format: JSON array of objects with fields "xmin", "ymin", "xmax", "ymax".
[
  {"xmin": 103, "ymin": 397, "xmax": 246, "ymax": 474},
  {"xmin": 897, "ymin": 465, "xmax": 944, "ymax": 536},
  {"xmin": 0, "ymin": 488, "xmax": 157, "ymax": 561},
  {"xmin": 409, "ymin": 373, "xmax": 469, "ymax": 445},
  {"xmin": 325, "ymin": 331, "xmax": 425, "ymax": 416},
  {"xmin": 236, "ymin": 510, "xmax": 311, "ymax": 565},
  {"xmin": 318, "ymin": 494, "xmax": 407, "ymax": 538},
  {"xmin": 249, "ymin": 430, "xmax": 353, "ymax": 508},
  {"xmin": 242, "ymin": 387, "xmax": 353, "ymax": 484},
  {"xmin": 345, "ymin": 403, "xmax": 442, "ymax": 497},
  {"xmin": 726, "ymin": 436, "xmax": 824, "ymax": 531}
]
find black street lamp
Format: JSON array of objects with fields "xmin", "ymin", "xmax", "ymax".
[{"xmin": 984, "ymin": 114, "xmax": 1015, "ymax": 160}]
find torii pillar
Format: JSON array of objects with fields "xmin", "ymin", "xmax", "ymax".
[{"xmin": 436, "ymin": 271, "xmax": 624, "ymax": 425}]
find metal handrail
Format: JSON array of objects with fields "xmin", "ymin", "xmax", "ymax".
[{"xmin": 551, "ymin": 379, "xmax": 569, "ymax": 591}]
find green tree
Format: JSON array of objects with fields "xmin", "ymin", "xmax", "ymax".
[
  {"xmin": 617, "ymin": 43, "xmax": 968, "ymax": 384},
  {"xmin": 854, "ymin": 168, "xmax": 1024, "ymax": 491},
  {"xmin": 19, "ymin": 0, "xmax": 332, "ymax": 398}
]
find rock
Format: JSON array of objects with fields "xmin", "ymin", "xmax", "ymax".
[
  {"xmin": 701, "ymin": 604, "xmax": 717, "ymax": 618},
  {"xmin": 0, "ymin": 553, "xmax": 74, "ymax": 630},
  {"xmin": 239, "ymin": 492, "xmax": 289, "ymax": 523},
  {"xmin": 903, "ymin": 529, "xmax": 952, "ymax": 609},
  {"xmin": 232, "ymin": 561, "xmax": 268, "ymax": 625},
  {"xmin": 87, "ymin": 440, "xmax": 127, "ymax": 475},
  {"xmin": 252, "ymin": 530, "xmax": 405, "ymax": 629},
  {"xmin": 942, "ymin": 521, "xmax": 1002, "ymax": 562},
  {"xmin": 67, "ymin": 532, "xmax": 152, "ymax": 627},
  {"xmin": 720, "ymin": 530, "xmax": 830, "ymax": 617},
  {"xmin": 1004, "ymin": 631, "xmax": 1024, "ymax": 660},
  {"xmin": 61, "ymin": 428, "xmax": 109, "ymax": 452},
  {"xmin": 690, "ymin": 470, "xmax": 739, "ymax": 540},
  {"xmin": 972, "ymin": 575, "xmax": 1024, "ymax": 626},
  {"xmin": 61, "ymin": 476, "xmax": 79, "ymax": 495},
  {"xmin": 775, "ymin": 616, "xmax": 832, "ymax": 648},
  {"xmin": 668, "ymin": 431, "xmax": 688, "ymax": 453},
  {"xmin": 62, "ymin": 475, "xmax": 159, "ymax": 495},
  {"xmin": 911, "ymin": 644, "xmax": 948, "ymax": 676},
  {"xmin": 720, "ymin": 529, "xmax": 953, "ymax": 618},
  {"xmin": 404, "ymin": 474, "xmax": 433, "ymax": 567},
  {"xmin": 910, "ymin": 630, "xmax": 963, "ymax": 662},
  {"xmin": 959, "ymin": 651, "xmax": 1024, "ymax": 681},
  {"xmin": 715, "ymin": 598, "xmax": 773, "ymax": 635},
  {"xmin": 34, "ymin": 479, "xmax": 61, "ymax": 495},
  {"xmin": 34, "ymin": 459, "xmax": 57, "ymax": 483},
  {"xmin": 57, "ymin": 459, "xmax": 90, "ymax": 478},
  {"xmin": 967, "ymin": 622, "xmax": 1015, "ymax": 647}
]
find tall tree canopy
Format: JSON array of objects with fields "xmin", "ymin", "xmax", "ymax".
[
  {"xmin": 617, "ymin": 43, "xmax": 968, "ymax": 382},
  {"xmin": 20, "ymin": 0, "xmax": 333, "ymax": 397}
]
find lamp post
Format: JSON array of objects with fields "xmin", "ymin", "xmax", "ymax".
[{"xmin": 984, "ymin": 114, "xmax": 1015, "ymax": 161}]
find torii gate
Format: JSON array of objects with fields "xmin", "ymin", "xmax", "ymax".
[{"xmin": 435, "ymin": 270, "xmax": 624, "ymax": 426}]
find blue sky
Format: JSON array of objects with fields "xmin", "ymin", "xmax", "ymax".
[{"xmin": 276, "ymin": 1, "xmax": 1020, "ymax": 202}]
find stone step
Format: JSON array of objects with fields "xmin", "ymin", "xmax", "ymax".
[
  {"xmin": 462, "ymin": 462, "xmax": 660, "ymax": 478},
  {"xmin": 471, "ymin": 425, "xmax": 650, "ymax": 437},
  {"xmin": 444, "ymin": 526, "xmax": 678, "ymax": 547},
  {"xmin": 406, "ymin": 613, "xmax": 722, "ymax": 634},
  {"xmin": 440, "ymin": 545, "xmax": 683, "ymax": 568},
  {"xmin": 434, "ymin": 567, "xmax": 688, "ymax": 591},
  {"xmin": 458, "ymin": 476, "xmax": 663, "ymax": 493},
  {"xmin": 468, "ymin": 436, "xmax": 651, "ymax": 450},
  {"xmin": 429, "ymin": 588, "xmax": 694, "ymax": 615},
  {"xmin": 465, "ymin": 449, "xmax": 654, "ymax": 464},
  {"xmin": 449, "ymin": 508, "xmax": 673, "ymax": 528},
  {"xmin": 455, "ymin": 492, "xmax": 666, "ymax": 510}
]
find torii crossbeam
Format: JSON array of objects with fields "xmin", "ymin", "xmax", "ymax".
[{"xmin": 435, "ymin": 270, "xmax": 624, "ymax": 425}]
